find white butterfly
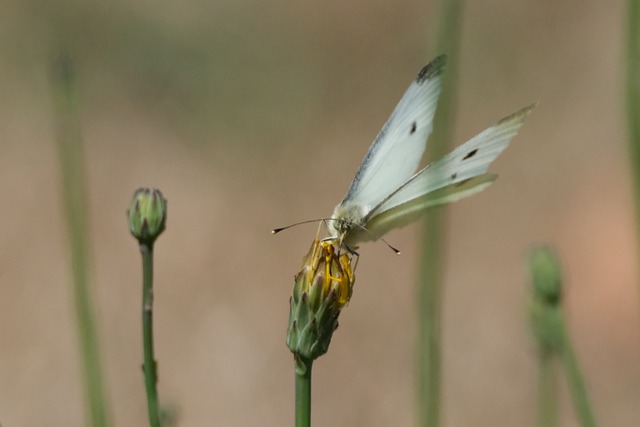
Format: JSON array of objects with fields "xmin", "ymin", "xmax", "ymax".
[{"xmin": 330, "ymin": 55, "xmax": 535, "ymax": 248}]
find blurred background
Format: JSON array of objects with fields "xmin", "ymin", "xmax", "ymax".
[{"xmin": 0, "ymin": 0, "xmax": 638, "ymax": 426}]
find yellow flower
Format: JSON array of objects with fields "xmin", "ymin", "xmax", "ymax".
[{"xmin": 286, "ymin": 238, "xmax": 355, "ymax": 373}]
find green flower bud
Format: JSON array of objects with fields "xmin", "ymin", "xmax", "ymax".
[
  {"xmin": 528, "ymin": 245, "xmax": 565, "ymax": 353},
  {"xmin": 286, "ymin": 238, "xmax": 355, "ymax": 374},
  {"xmin": 529, "ymin": 245, "xmax": 563, "ymax": 305},
  {"xmin": 128, "ymin": 188, "xmax": 167, "ymax": 245}
]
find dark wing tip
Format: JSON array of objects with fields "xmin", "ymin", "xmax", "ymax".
[{"xmin": 415, "ymin": 55, "xmax": 447, "ymax": 83}]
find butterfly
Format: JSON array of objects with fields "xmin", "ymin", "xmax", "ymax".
[{"xmin": 328, "ymin": 55, "xmax": 535, "ymax": 248}]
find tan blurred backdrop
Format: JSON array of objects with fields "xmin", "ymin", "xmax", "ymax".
[{"xmin": 0, "ymin": 0, "xmax": 638, "ymax": 426}]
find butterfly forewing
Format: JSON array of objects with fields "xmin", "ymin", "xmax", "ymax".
[{"xmin": 337, "ymin": 56, "xmax": 447, "ymax": 210}]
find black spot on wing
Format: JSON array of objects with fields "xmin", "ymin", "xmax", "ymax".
[
  {"xmin": 462, "ymin": 149, "xmax": 478, "ymax": 160},
  {"xmin": 410, "ymin": 121, "xmax": 417, "ymax": 135},
  {"xmin": 416, "ymin": 55, "xmax": 447, "ymax": 83},
  {"xmin": 450, "ymin": 172, "xmax": 457, "ymax": 180}
]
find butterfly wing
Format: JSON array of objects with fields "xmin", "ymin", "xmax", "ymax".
[
  {"xmin": 346, "ymin": 104, "xmax": 535, "ymax": 244},
  {"xmin": 336, "ymin": 56, "xmax": 447, "ymax": 212},
  {"xmin": 345, "ymin": 174, "xmax": 497, "ymax": 244}
]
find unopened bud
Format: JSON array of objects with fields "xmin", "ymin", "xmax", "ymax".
[
  {"xmin": 128, "ymin": 188, "xmax": 167, "ymax": 245},
  {"xmin": 528, "ymin": 245, "xmax": 564, "ymax": 353},
  {"xmin": 529, "ymin": 245, "xmax": 562, "ymax": 305}
]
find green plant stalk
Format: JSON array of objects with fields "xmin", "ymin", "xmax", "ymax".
[
  {"xmin": 295, "ymin": 359, "xmax": 312, "ymax": 427},
  {"xmin": 417, "ymin": 1, "xmax": 463, "ymax": 427},
  {"xmin": 51, "ymin": 56, "xmax": 110, "ymax": 427},
  {"xmin": 626, "ymin": 0, "xmax": 640, "ymax": 292},
  {"xmin": 536, "ymin": 348, "xmax": 558, "ymax": 427},
  {"xmin": 417, "ymin": 214, "xmax": 444, "ymax": 427},
  {"xmin": 559, "ymin": 321, "xmax": 598, "ymax": 427},
  {"xmin": 141, "ymin": 243, "xmax": 162, "ymax": 427}
]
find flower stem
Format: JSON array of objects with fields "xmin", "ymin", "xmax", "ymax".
[
  {"xmin": 559, "ymin": 321, "xmax": 598, "ymax": 427},
  {"xmin": 51, "ymin": 54, "xmax": 110, "ymax": 427},
  {"xmin": 295, "ymin": 358, "xmax": 313, "ymax": 427},
  {"xmin": 141, "ymin": 243, "xmax": 161, "ymax": 427},
  {"xmin": 626, "ymin": 0, "xmax": 640, "ymax": 281},
  {"xmin": 417, "ymin": 1, "xmax": 463, "ymax": 427},
  {"xmin": 536, "ymin": 348, "xmax": 559, "ymax": 427},
  {"xmin": 417, "ymin": 225, "xmax": 443, "ymax": 427}
]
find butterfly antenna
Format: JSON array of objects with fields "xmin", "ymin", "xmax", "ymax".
[
  {"xmin": 350, "ymin": 222, "xmax": 401, "ymax": 255},
  {"xmin": 271, "ymin": 218, "xmax": 328, "ymax": 234},
  {"xmin": 274, "ymin": 217, "xmax": 400, "ymax": 255},
  {"xmin": 380, "ymin": 237, "xmax": 401, "ymax": 255}
]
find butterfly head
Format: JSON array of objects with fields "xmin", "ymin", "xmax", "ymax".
[{"xmin": 330, "ymin": 203, "xmax": 367, "ymax": 244}]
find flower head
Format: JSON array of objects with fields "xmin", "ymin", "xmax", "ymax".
[
  {"xmin": 286, "ymin": 238, "xmax": 355, "ymax": 373},
  {"xmin": 528, "ymin": 245, "xmax": 564, "ymax": 353},
  {"xmin": 529, "ymin": 245, "xmax": 562, "ymax": 305},
  {"xmin": 128, "ymin": 188, "xmax": 167, "ymax": 246}
]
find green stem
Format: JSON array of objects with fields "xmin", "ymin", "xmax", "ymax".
[
  {"xmin": 417, "ymin": 2, "xmax": 463, "ymax": 427},
  {"xmin": 141, "ymin": 243, "xmax": 161, "ymax": 427},
  {"xmin": 559, "ymin": 322, "xmax": 598, "ymax": 427},
  {"xmin": 417, "ymin": 212, "xmax": 444, "ymax": 427},
  {"xmin": 295, "ymin": 359, "xmax": 312, "ymax": 427},
  {"xmin": 536, "ymin": 348, "xmax": 558, "ymax": 427},
  {"xmin": 51, "ymin": 55, "xmax": 110, "ymax": 427},
  {"xmin": 626, "ymin": 0, "xmax": 640, "ymax": 296}
]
